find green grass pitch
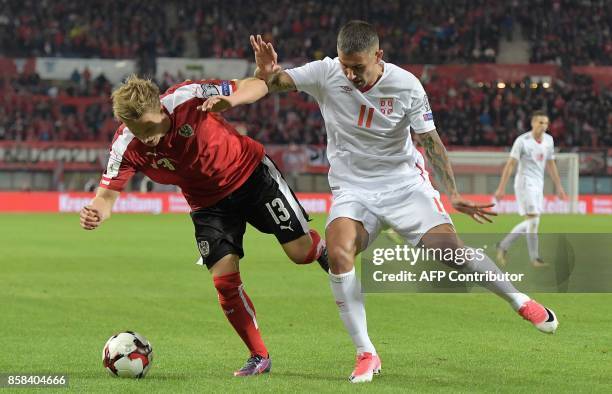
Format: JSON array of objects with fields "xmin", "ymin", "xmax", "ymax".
[{"xmin": 1, "ymin": 213, "xmax": 611, "ymax": 393}]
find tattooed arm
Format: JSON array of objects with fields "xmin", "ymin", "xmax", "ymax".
[
  {"xmin": 414, "ymin": 129, "xmax": 458, "ymax": 196},
  {"xmin": 414, "ymin": 129, "xmax": 496, "ymax": 223},
  {"xmin": 263, "ymin": 70, "xmax": 297, "ymax": 93}
]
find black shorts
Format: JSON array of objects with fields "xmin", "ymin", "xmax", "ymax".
[{"xmin": 191, "ymin": 156, "xmax": 311, "ymax": 268}]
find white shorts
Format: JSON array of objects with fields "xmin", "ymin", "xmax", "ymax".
[
  {"xmin": 515, "ymin": 185, "xmax": 543, "ymax": 216},
  {"xmin": 326, "ymin": 180, "xmax": 454, "ymax": 247}
]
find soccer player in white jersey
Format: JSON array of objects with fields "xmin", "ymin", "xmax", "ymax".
[
  {"xmin": 495, "ymin": 111, "xmax": 568, "ymax": 267},
  {"xmin": 201, "ymin": 21, "xmax": 560, "ymax": 383}
]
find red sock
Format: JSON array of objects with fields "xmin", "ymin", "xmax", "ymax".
[
  {"xmin": 299, "ymin": 229, "xmax": 325, "ymax": 264},
  {"xmin": 213, "ymin": 272, "xmax": 268, "ymax": 358}
]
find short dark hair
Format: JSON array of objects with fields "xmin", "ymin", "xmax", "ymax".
[
  {"xmin": 337, "ymin": 20, "xmax": 379, "ymax": 54},
  {"xmin": 531, "ymin": 110, "xmax": 548, "ymax": 119}
]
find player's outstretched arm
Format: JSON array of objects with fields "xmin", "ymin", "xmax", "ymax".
[
  {"xmin": 198, "ymin": 77, "xmax": 268, "ymax": 112},
  {"xmin": 414, "ymin": 129, "xmax": 496, "ymax": 223},
  {"xmin": 546, "ymin": 160, "xmax": 568, "ymax": 199},
  {"xmin": 494, "ymin": 158, "xmax": 518, "ymax": 200},
  {"xmin": 250, "ymin": 34, "xmax": 296, "ymax": 93},
  {"xmin": 79, "ymin": 187, "xmax": 119, "ymax": 230}
]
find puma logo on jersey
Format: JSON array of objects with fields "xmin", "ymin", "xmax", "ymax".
[
  {"xmin": 151, "ymin": 158, "xmax": 176, "ymax": 171},
  {"xmin": 280, "ymin": 222, "xmax": 294, "ymax": 232}
]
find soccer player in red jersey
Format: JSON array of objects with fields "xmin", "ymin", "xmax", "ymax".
[{"xmin": 79, "ymin": 75, "xmax": 328, "ymax": 376}]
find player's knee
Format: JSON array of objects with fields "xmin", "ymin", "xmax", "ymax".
[
  {"xmin": 525, "ymin": 215, "xmax": 540, "ymax": 232},
  {"xmin": 282, "ymin": 233, "xmax": 316, "ymax": 264},
  {"xmin": 327, "ymin": 244, "xmax": 356, "ymax": 274},
  {"xmin": 209, "ymin": 254, "xmax": 240, "ymax": 277}
]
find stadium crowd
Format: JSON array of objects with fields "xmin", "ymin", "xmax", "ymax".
[
  {"xmin": 4, "ymin": 0, "xmax": 607, "ymax": 65},
  {"xmin": 1, "ymin": 68, "xmax": 609, "ymax": 148},
  {"xmin": 519, "ymin": 0, "xmax": 611, "ymax": 66},
  {"xmin": 0, "ymin": 0, "xmax": 610, "ymax": 146}
]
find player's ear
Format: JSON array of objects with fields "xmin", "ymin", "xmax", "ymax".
[{"xmin": 375, "ymin": 48, "xmax": 384, "ymax": 62}]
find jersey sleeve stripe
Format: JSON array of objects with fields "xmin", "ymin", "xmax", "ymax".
[
  {"xmin": 161, "ymin": 81, "xmax": 234, "ymax": 114},
  {"xmin": 106, "ymin": 127, "xmax": 135, "ymax": 179},
  {"xmin": 161, "ymin": 83, "xmax": 201, "ymax": 114}
]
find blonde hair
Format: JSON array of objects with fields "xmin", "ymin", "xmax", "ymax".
[{"xmin": 111, "ymin": 75, "xmax": 161, "ymax": 121}]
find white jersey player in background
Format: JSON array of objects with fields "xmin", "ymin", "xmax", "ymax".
[
  {"xmin": 201, "ymin": 21, "xmax": 559, "ymax": 383},
  {"xmin": 495, "ymin": 111, "xmax": 568, "ymax": 267}
]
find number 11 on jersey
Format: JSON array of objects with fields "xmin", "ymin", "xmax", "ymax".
[{"xmin": 358, "ymin": 105, "xmax": 374, "ymax": 128}]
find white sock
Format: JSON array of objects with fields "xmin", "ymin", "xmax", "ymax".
[
  {"xmin": 525, "ymin": 216, "xmax": 541, "ymax": 261},
  {"xmin": 499, "ymin": 220, "xmax": 529, "ymax": 251},
  {"xmin": 329, "ymin": 268, "xmax": 376, "ymax": 355},
  {"xmin": 462, "ymin": 247, "xmax": 531, "ymax": 311}
]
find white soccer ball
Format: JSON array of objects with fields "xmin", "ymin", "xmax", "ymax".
[{"xmin": 102, "ymin": 331, "xmax": 153, "ymax": 378}]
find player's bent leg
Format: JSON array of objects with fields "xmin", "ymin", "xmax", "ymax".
[
  {"xmin": 280, "ymin": 229, "xmax": 328, "ymax": 272},
  {"xmin": 209, "ymin": 254, "xmax": 271, "ymax": 376},
  {"xmin": 326, "ymin": 217, "xmax": 368, "ymax": 274},
  {"xmin": 326, "ymin": 217, "xmax": 379, "ymax": 383}
]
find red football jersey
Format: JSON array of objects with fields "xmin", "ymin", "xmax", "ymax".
[{"xmin": 99, "ymin": 79, "xmax": 265, "ymax": 210}]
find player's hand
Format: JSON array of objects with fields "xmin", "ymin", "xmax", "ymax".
[
  {"xmin": 494, "ymin": 188, "xmax": 504, "ymax": 201},
  {"xmin": 80, "ymin": 205, "xmax": 101, "ymax": 230},
  {"xmin": 198, "ymin": 96, "xmax": 234, "ymax": 113},
  {"xmin": 451, "ymin": 194, "xmax": 497, "ymax": 224},
  {"xmin": 557, "ymin": 188, "xmax": 568, "ymax": 200},
  {"xmin": 250, "ymin": 35, "xmax": 281, "ymax": 78}
]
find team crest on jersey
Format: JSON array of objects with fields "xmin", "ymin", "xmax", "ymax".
[
  {"xmin": 178, "ymin": 124, "xmax": 194, "ymax": 137},
  {"xmin": 197, "ymin": 240, "xmax": 210, "ymax": 258},
  {"xmin": 379, "ymin": 98, "xmax": 394, "ymax": 115}
]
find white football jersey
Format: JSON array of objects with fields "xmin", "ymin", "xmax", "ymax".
[
  {"xmin": 510, "ymin": 131, "xmax": 555, "ymax": 190},
  {"xmin": 285, "ymin": 57, "xmax": 435, "ymax": 191}
]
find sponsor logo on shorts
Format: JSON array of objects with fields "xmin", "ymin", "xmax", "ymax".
[
  {"xmin": 198, "ymin": 240, "xmax": 210, "ymax": 257},
  {"xmin": 178, "ymin": 124, "xmax": 194, "ymax": 137},
  {"xmin": 423, "ymin": 112, "xmax": 434, "ymax": 121}
]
